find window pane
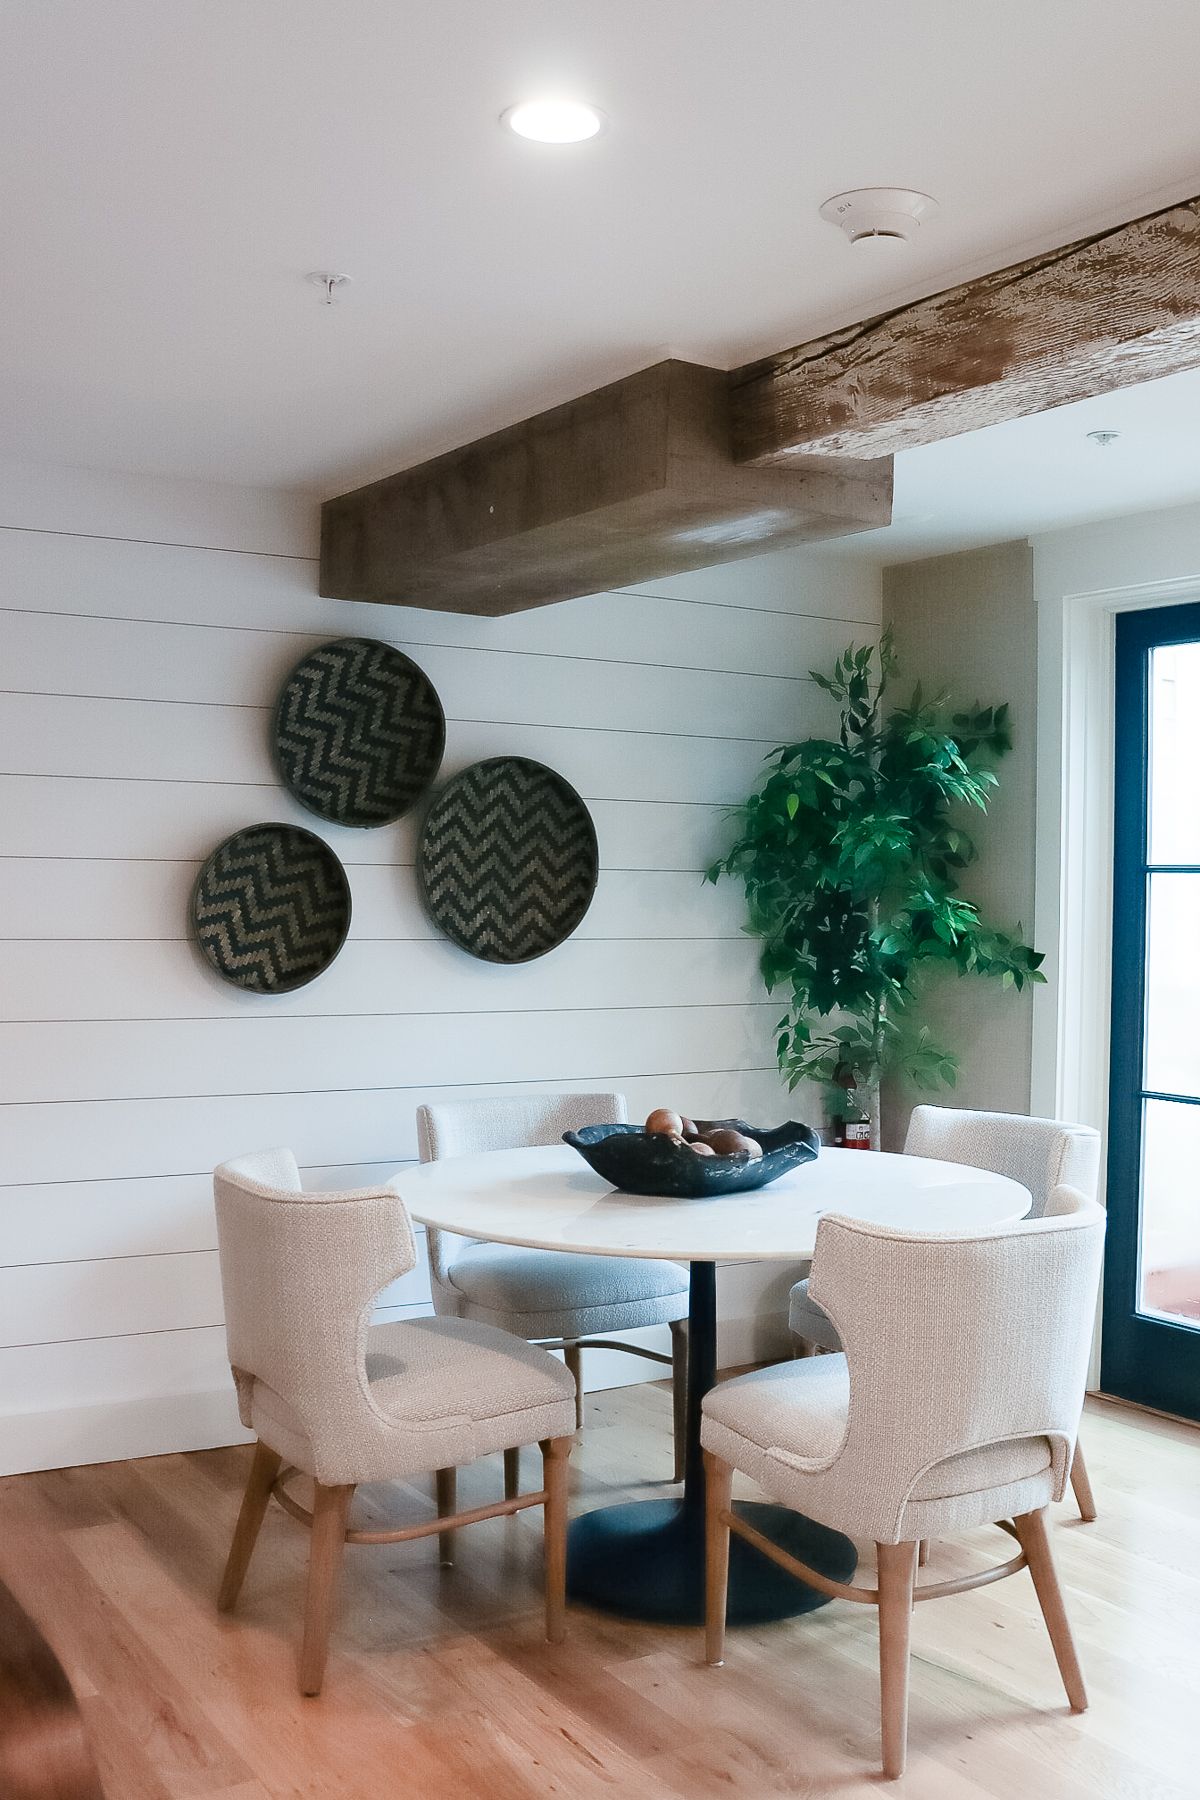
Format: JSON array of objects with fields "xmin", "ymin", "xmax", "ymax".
[
  {"xmin": 1149, "ymin": 642, "xmax": 1200, "ymax": 864},
  {"xmin": 1139, "ymin": 1098, "xmax": 1200, "ymax": 1325},
  {"xmin": 1144, "ymin": 873, "xmax": 1200, "ymax": 1097}
]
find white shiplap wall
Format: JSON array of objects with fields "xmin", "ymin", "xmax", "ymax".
[{"xmin": 0, "ymin": 465, "xmax": 880, "ymax": 1474}]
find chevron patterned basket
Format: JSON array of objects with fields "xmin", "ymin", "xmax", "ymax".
[
  {"xmin": 273, "ymin": 636, "xmax": 445, "ymax": 827},
  {"xmin": 417, "ymin": 756, "xmax": 598, "ymax": 963},
  {"xmin": 191, "ymin": 822, "xmax": 352, "ymax": 993}
]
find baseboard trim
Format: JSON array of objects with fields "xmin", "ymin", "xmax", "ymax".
[{"xmin": 0, "ymin": 1388, "xmax": 252, "ymax": 1477}]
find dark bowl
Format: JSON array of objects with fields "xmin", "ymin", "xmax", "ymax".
[{"xmin": 563, "ymin": 1119, "xmax": 819, "ymax": 1198}]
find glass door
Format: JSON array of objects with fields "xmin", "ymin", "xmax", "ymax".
[{"xmin": 1105, "ymin": 602, "xmax": 1200, "ymax": 1419}]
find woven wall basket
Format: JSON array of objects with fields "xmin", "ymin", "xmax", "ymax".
[
  {"xmin": 192, "ymin": 822, "xmax": 352, "ymax": 993},
  {"xmin": 273, "ymin": 636, "xmax": 445, "ymax": 827},
  {"xmin": 418, "ymin": 756, "xmax": 598, "ymax": 963}
]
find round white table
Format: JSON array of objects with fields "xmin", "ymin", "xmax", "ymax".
[{"xmin": 397, "ymin": 1144, "xmax": 1030, "ymax": 1625}]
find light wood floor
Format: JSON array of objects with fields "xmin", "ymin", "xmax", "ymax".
[{"xmin": 0, "ymin": 1388, "xmax": 1196, "ymax": 1799}]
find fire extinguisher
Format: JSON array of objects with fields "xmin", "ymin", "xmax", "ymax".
[{"xmin": 829, "ymin": 1063, "xmax": 872, "ymax": 1149}]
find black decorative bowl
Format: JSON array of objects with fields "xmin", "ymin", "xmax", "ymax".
[{"xmin": 563, "ymin": 1120, "xmax": 819, "ymax": 1198}]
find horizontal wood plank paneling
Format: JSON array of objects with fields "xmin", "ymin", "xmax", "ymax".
[
  {"xmin": 0, "ymin": 704, "xmax": 782, "ymax": 802},
  {"xmin": 2, "ymin": 618, "xmax": 836, "ymax": 746},
  {"xmin": 0, "ymin": 492, "xmax": 879, "ymax": 1474},
  {"xmin": 0, "ymin": 1324, "xmax": 236, "ymax": 1415},
  {"xmin": 0, "ymin": 1067, "xmax": 793, "ymax": 1190},
  {"xmin": 0, "ymin": 1163, "xmax": 410, "ymax": 1265},
  {"xmin": 0, "ymin": 860, "xmax": 742, "ymax": 942},
  {"xmin": 0, "ymin": 779, "xmax": 736, "ymax": 869},
  {"xmin": 0, "ymin": 522, "xmax": 877, "ymax": 638},
  {"xmin": 0, "ymin": 1004, "xmax": 777, "ymax": 1103},
  {"xmin": 1, "ymin": 936, "xmax": 762, "ymax": 1022},
  {"xmin": 0, "ymin": 1249, "xmax": 432, "ymax": 1349}
]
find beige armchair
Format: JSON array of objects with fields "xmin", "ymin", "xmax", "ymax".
[
  {"xmin": 213, "ymin": 1149, "xmax": 576, "ymax": 1695},
  {"xmin": 417, "ymin": 1093, "xmax": 690, "ymax": 1488},
  {"xmin": 789, "ymin": 1105, "xmax": 1103, "ymax": 1520},
  {"xmin": 703, "ymin": 1184, "xmax": 1105, "ymax": 1780}
]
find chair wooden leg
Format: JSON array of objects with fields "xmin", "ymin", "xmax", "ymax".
[
  {"xmin": 670, "ymin": 1318, "xmax": 688, "ymax": 1483},
  {"xmin": 876, "ymin": 1541, "xmax": 918, "ymax": 1780},
  {"xmin": 1012, "ymin": 1509, "xmax": 1088, "ymax": 1712},
  {"xmin": 541, "ymin": 1436, "xmax": 572, "ymax": 1644},
  {"xmin": 435, "ymin": 1467, "xmax": 457, "ymax": 1566},
  {"xmin": 564, "ymin": 1342, "xmax": 584, "ymax": 1431},
  {"xmin": 298, "ymin": 1482, "xmax": 354, "ymax": 1697},
  {"xmin": 502, "ymin": 1447, "xmax": 520, "ymax": 1502},
  {"xmin": 218, "ymin": 1439, "xmax": 281, "ymax": 1613},
  {"xmin": 1069, "ymin": 1442, "xmax": 1097, "ymax": 1522},
  {"xmin": 917, "ymin": 1539, "xmax": 929, "ymax": 1568},
  {"xmin": 704, "ymin": 1451, "xmax": 733, "ymax": 1666}
]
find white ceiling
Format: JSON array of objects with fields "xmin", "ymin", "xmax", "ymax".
[
  {"xmin": 4, "ymin": 0, "xmax": 1200, "ymax": 498},
  {"xmin": 826, "ymin": 366, "xmax": 1200, "ymax": 562}
]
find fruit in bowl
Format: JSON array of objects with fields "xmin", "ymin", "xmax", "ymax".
[
  {"xmin": 644, "ymin": 1110, "xmax": 763, "ymax": 1159},
  {"xmin": 564, "ymin": 1111, "xmax": 819, "ymax": 1198}
]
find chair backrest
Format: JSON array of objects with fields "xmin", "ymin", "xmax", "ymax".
[
  {"xmin": 213, "ymin": 1149, "xmax": 415, "ymax": 1475},
  {"xmin": 416, "ymin": 1091, "xmax": 628, "ymax": 1162},
  {"xmin": 415, "ymin": 1094, "xmax": 628, "ymax": 1284},
  {"xmin": 904, "ymin": 1105, "xmax": 1100, "ymax": 1217},
  {"xmin": 805, "ymin": 1183, "xmax": 1104, "ymax": 1541}
]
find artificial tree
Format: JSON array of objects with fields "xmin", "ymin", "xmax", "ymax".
[{"xmin": 707, "ymin": 629, "xmax": 1043, "ymax": 1145}]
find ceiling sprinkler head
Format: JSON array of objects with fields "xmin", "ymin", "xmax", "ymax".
[
  {"xmin": 819, "ymin": 187, "xmax": 939, "ymax": 247},
  {"xmin": 307, "ymin": 271, "xmax": 353, "ymax": 305},
  {"xmin": 1086, "ymin": 429, "xmax": 1121, "ymax": 447}
]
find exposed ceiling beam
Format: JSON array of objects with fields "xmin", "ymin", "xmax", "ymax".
[
  {"xmin": 320, "ymin": 361, "xmax": 891, "ymax": 615},
  {"xmin": 729, "ymin": 193, "xmax": 1200, "ymax": 464}
]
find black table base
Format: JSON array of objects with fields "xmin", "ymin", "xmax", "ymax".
[
  {"xmin": 566, "ymin": 1259, "xmax": 857, "ymax": 1625},
  {"xmin": 567, "ymin": 1495, "xmax": 856, "ymax": 1625}
]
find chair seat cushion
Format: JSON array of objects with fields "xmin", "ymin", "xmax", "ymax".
[
  {"xmin": 703, "ymin": 1353, "xmax": 851, "ymax": 1468},
  {"xmin": 702, "ymin": 1353, "xmax": 1056, "ymax": 1540},
  {"xmin": 788, "ymin": 1277, "xmax": 843, "ymax": 1352},
  {"xmin": 441, "ymin": 1243, "xmax": 689, "ymax": 1338},
  {"xmin": 250, "ymin": 1314, "xmax": 576, "ymax": 1483}
]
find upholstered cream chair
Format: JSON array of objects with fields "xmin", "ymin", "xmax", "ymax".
[
  {"xmin": 703, "ymin": 1185, "xmax": 1105, "ymax": 1780},
  {"xmin": 213, "ymin": 1149, "xmax": 576, "ymax": 1695},
  {"xmin": 789, "ymin": 1105, "xmax": 1103, "ymax": 1520},
  {"xmin": 417, "ymin": 1093, "xmax": 690, "ymax": 1488}
]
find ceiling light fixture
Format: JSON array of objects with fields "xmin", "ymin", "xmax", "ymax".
[
  {"xmin": 502, "ymin": 99, "xmax": 606, "ymax": 143},
  {"xmin": 1086, "ymin": 429, "xmax": 1121, "ymax": 447},
  {"xmin": 819, "ymin": 187, "xmax": 938, "ymax": 249}
]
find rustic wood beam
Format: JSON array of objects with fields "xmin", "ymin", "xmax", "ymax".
[
  {"xmin": 730, "ymin": 194, "xmax": 1200, "ymax": 464},
  {"xmin": 320, "ymin": 360, "xmax": 891, "ymax": 615}
]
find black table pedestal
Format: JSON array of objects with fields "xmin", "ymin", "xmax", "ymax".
[{"xmin": 566, "ymin": 1259, "xmax": 857, "ymax": 1625}]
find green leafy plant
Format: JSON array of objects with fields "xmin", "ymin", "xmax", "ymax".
[{"xmin": 707, "ymin": 629, "xmax": 1044, "ymax": 1130}]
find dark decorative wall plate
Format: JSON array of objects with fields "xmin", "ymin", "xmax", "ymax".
[
  {"xmin": 418, "ymin": 757, "xmax": 599, "ymax": 963},
  {"xmin": 192, "ymin": 823, "xmax": 352, "ymax": 993},
  {"xmin": 273, "ymin": 637, "xmax": 445, "ymax": 827}
]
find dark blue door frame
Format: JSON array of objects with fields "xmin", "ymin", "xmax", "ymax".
[{"xmin": 1104, "ymin": 601, "xmax": 1200, "ymax": 1420}]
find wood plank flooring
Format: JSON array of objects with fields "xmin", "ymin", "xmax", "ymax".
[{"xmin": 0, "ymin": 1388, "xmax": 1195, "ymax": 1798}]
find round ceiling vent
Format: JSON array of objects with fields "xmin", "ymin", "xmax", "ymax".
[{"xmin": 819, "ymin": 187, "xmax": 939, "ymax": 247}]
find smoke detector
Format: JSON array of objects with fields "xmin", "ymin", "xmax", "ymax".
[{"xmin": 819, "ymin": 188, "xmax": 939, "ymax": 248}]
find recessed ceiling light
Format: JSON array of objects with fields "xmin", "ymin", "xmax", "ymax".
[
  {"xmin": 819, "ymin": 187, "xmax": 939, "ymax": 248},
  {"xmin": 503, "ymin": 99, "xmax": 606, "ymax": 143}
]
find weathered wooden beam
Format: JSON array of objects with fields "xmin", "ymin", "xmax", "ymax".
[
  {"xmin": 730, "ymin": 194, "xmax": 1200, "ymax": 464},
  {"xmin": 320, "ymin": 360, "xmax": 891, "ymax": 615}
]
